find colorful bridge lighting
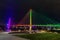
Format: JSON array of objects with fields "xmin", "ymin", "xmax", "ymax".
[{"xmin": 29, "ymin": 9, "xmax": 32, "ymax": 33}]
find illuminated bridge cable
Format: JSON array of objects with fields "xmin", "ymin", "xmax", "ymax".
[{"xmin": 32, "ymin": 11, "xmax": 59, "ymax": 25}]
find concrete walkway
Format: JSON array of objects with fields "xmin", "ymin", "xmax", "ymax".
[{"xmin": 0, "ymin": 32, "xmax": 29, "ymax": 40}]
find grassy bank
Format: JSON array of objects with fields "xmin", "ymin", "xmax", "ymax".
[{"xmin": 15, "ymin": 33, "xmax": 60, "ymax": 40}]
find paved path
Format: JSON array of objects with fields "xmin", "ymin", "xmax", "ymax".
[{"xmin": 0, "ymin": 32, "xmax": 29, "ymax": 40}]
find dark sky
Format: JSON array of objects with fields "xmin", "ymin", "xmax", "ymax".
[{"xmin": 0, "ymin": 0, "xmax": 60, "ymax": 24}]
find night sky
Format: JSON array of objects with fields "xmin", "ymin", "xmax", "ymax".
[{"xmin": 0, "ymin": 0, "xmax": 60, "ymax": 24}]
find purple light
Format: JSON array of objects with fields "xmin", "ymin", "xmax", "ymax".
[{"xmin": 7, "ymin": 18, "xmax": 11, "ymax": 32}]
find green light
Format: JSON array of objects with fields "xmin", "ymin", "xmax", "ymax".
[
  {"xmin": 32, "ymin": 24, "xmax": 60, "ymax": 27},
  {"xmin": 30, "ymin": 9, "xmax": 32, "ymax": 26},
  {"xmin": 29, "ymin": 9, "xmax": 32, "ymax": 33}
]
